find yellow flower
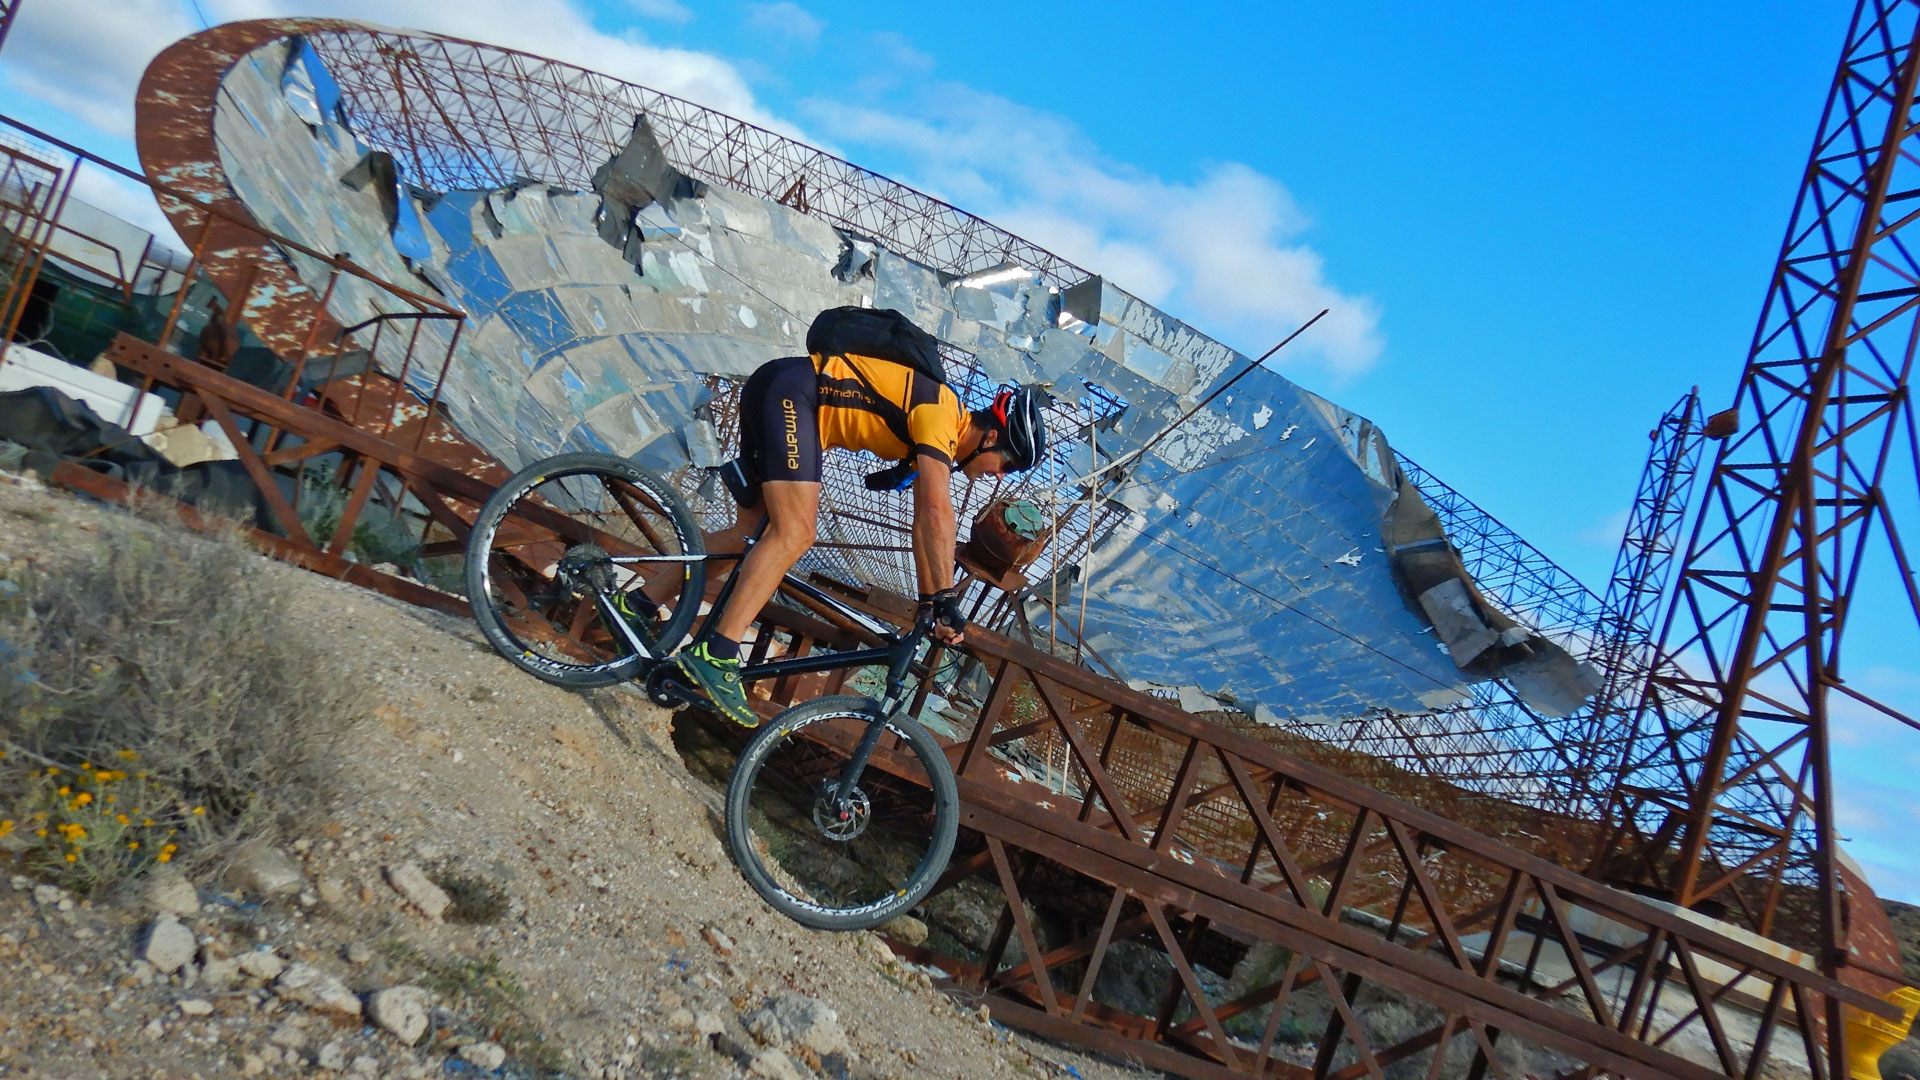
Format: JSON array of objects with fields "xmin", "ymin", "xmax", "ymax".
[
  {"xmin": 95, "ymin": 771, "xmax": 113, "ymax": 784},
  {"xmin": 0, "ymin": 820, "xmax": 11, "ymax": 838},
  {"xmin": 116, "ymin": 814, "xmax": 130, "ymax": 825},
  {"xmin": 127, "ymin": 841, "xmax": 139, "ymax": 850},
  {"xmin": 155, "ymin": 851, "xmax": 172, "ymax": 863},
  {"xmin": 161, "ymin": 843, "xmax": 177, "ymax": 853},
  {"xmin": 104, "ymin": 795, "xmax": 114, "ymax": 804},
  {"xmin": 80, "ymin": 761, "xmax": 91, "ymax": 770},
  {"xmin": 191, "ymin": 806, "xmax": 205, "ymax": 816},
  {"xmin": 56, "ymin": 786, "xmax": 69, "ymax": 796},
  {"xmin": 64, "ymin": 853, "xmax": 76, "ymax": 863},
  {"xmin": 141, "ymin": 819, "xmax": 153, "ymax": 826},
  {"xmin": 116, "ymin": 750, "xmax": 138, "ymax": 761},
  {"xmin": 73, "ymin": 792, "xmax": 92, "ymax": 806},
  {"xmin": 35, "ymin": 829, "xmax": 48, "ymax": 838}
]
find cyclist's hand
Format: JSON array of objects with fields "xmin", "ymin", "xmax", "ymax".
[{"xmin": 918, "ymin": 588, "xmax": 967, "ymax": 646}]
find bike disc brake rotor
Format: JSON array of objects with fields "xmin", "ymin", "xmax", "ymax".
[
  {"xmin": 811, "ymin": 783, "xmax": 871, "ymax": 842},
  {"xmin": 555, "ymin": 543, "xmax": 615, "ymax": 596}
]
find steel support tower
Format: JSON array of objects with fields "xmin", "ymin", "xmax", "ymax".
[{"xmin": 1606, "ymin": 0, "xmax": 1920, "ymax": 1043}]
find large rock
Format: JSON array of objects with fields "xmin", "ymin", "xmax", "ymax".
[
  {"xmin": 746, "ymin": 993, "xmax": 847, "ymax": 1058},
  {"xmin": 384, "ymin": 862, "xmax": 451, "ymax": 922},
  {"xmin": 368, "ymin": 986, "xmax": 431, "ymax": 1045},
  {"xmin": 140, "ymin": 865, "xmax": 200, "ymax": 916},
  {"xmin": 141, "ymin": 914, "xmax": 196, "ymax": 974},
  {"xmin": 878, "ymin": 914, "xmax": 928, "ymax": 948},
  {"xmin": 273, "ymin": 963, "xmax": 362, "ymax": 1019},
  {"xmin": 234, "ymin": 847, "xmax": 305, "ymax": 896}
]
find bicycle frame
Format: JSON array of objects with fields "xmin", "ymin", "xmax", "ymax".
[{"xmin": 597, "ymin": 528, "xmax": 928, "ymax": 805}]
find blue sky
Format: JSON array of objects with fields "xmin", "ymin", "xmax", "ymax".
[{"xmin": 6, "ymin": 0, "xmax": 1916, "ymax": 900}]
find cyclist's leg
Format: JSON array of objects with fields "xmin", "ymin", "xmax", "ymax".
[
  {"xmin": 678, "ymin": 357, "xmax": 820, "ymax": 726},
  {"xmin": 712, "ymin": 480, "xmax": 818, "ymax": 644}
]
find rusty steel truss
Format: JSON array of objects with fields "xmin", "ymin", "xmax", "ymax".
[{"xmin": 1595, "ymin": 0, "xmax": 1920, "ymax": 1046}]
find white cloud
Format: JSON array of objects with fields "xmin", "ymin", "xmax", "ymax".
[
  {"xmin": 1576, "ymin": 507, "xmax": 1630, "ymax": 548},
  {"xmin": 625, "ymin": 0, "xmax": 694, "ymax": 25},
  {"xmin": 745, "ymin": 2, "xmax": 822, "ymax": 48},
  {"xmin": 804, "ymin": 85, "xmax": 1384, "ymax": 379},
  {"xmin": 0, "ymin": 0, "xmax": 199, "ymax": 140},
  {"xmin": 869, "ymin": 31, "xmax": 933, "ymax": 75}
]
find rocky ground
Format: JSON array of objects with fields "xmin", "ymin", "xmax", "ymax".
[{"xmin": 0, "ymin": 470, "xmax": 1160, "ymax": 1080}]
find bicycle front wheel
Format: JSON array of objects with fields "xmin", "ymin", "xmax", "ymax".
[
  {"xmin": 465, "ymin": 453, "xmax": 705, "ymax": 689},
  {"xmin": 725, "ymin": 695, "xmax": 959, "ymax": 931}
]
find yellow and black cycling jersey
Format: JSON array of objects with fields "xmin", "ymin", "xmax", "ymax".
[{"xmin": 813, "ymin": 352, "xmax": 965, "ymax": 465}]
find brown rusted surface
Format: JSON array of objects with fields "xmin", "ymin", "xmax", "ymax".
[{"xmin": 134, "ymin": 20, "xmax": 370, "ymax": 363}]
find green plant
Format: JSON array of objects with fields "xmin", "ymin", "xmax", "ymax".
[{"xmin": 0, "ymin": 506, "xmax": 354, "ymax": 892}]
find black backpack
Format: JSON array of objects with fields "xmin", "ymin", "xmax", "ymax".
[
  {"xmin": 807, "ymin": 307, "xmax": 954, "ymax": 489},
  {"xmin": 806, "ymin": 306, "xmax": 947, "ymax": 385}
]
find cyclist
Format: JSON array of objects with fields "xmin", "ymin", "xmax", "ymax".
[{"xmin": 675, "ymin": 346, "xmax": 1049, "ymax": 727}]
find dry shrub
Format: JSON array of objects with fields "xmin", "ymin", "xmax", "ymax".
[{"xmin": 0, "ymin": 506, "xmax": 356, "ymax": 892}]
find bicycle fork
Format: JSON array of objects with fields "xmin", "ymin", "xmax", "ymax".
[{"xmin": 827, "ymin": 635, "xmax": 920, "ymax": 814}]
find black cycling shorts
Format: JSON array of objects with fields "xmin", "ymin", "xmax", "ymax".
[{"xmin": 738, "ymin": 355, "xmax": 822, "ymax": 486}]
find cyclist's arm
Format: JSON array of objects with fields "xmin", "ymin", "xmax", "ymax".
[{"xmin": 910, "ymin": 451, "xmax": 957, "ymax": 597}]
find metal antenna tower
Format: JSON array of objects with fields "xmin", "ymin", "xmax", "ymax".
[{"xmin": 1606, "ymin": 0, "xmax": 1920, "ymax": 1048}]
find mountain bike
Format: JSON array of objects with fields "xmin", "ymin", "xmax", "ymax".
[{"xmin": 462, "ymin": 452, "xmax": 958, "ymax": 931}]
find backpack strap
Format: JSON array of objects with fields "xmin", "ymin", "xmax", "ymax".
[{"xmin": 825, "ymin": 352, "xmax": 917, "ymax": 451}]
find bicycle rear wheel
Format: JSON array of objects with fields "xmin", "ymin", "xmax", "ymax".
[
  {"xmin": 465, "ymin": 453, "xmax": 705, "ymax": 689},
  {"xmin": 725, "ymin": 695, "xmax": 959, "ymax": 931}
]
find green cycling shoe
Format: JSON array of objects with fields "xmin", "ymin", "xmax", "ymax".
[{"xmin": 675, "ymin": 640, "xmax": 761, "ymax": 728}]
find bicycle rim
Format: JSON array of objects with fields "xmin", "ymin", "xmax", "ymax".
[
  {"xmin": 469, "ymin": 457, "xmax": 702, "ymax": 685},
  {"xmin": 728, "ymin": 701, "xmax": 956, "ymax": 930}
]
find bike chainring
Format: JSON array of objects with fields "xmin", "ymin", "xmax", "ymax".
[{"xmin": 644, "ymin": 663, "xmax": 698, "ymax": 709}]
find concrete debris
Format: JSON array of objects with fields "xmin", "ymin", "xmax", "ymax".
[
  {"xmin": 141, "ymin": 915, "xmax": 196, "ymax": 974},
  {"xmin": 384, "ymin": 862, "xmax": 451, "ymax": 922}
]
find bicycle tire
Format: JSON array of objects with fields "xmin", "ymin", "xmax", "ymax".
[
  {"xmin": 725, "ymin": 695, "xmax": 959, "ymax": 931},
  {"xmin": 465, "ymin": 453, "xmax": 705, "ymax": 689}
]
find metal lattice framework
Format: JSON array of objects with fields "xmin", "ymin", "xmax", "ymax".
[
  {"xmin": 303, "ymin": 28, "xmax": 1087, "ymax": 290},
  {"xmin": 1601, "ymin": 0, "xmax": 1920, "ymax": 1002}
]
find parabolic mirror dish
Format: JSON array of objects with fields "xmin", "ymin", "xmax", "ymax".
[{"xmin": 141, "ymin": 21, "xmax": 1604, "ymax": 757}]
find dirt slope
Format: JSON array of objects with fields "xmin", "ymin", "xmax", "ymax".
[{"xmin": 0, "ymin": 471, "xmax": 1158, "ymax": 1080}]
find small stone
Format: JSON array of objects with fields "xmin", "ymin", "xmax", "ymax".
[
  {"xmin": 763, "ymin": 993, "xmax": 847, "ymax": 1057},
  {"xmin": 666, "ymin": 1008, "xmax": 695, "ymax": 1031},
  {"xmin": 975, "ymin": 1004, "xmax": 993, "ymax": 1025},
  {"xmin": 368, "ymin": 985, "xmax": 431, "ymax": 1045},
  {"xmin": 269, "ymin": 1020, "xmax": 308, "ymax": 1050},
  {"xmin": 142, "ymin": 1018, "xmax": 166, "ymax": 1040},
  {"xmin": 351, "ymin": 1054, "xmax": 379, "ymax": 1075},
  {"xmin": 384, "ymin": 862, "xmax": 450, "ymax": 922},
  {"xmin": 317, "ymin": 1039, "xmax": 348, "ymax": 1071},
  {"xmin": 656, "ymin": 989, "xmax": 683, "ymax": 1011},
  {"xmin": 694, "ymin": 1011, "xmax": 725, "ymax": 1038},
  {"xmin": 291, "ymin": 838, "xmax": 312, "ymax": 854},
  {"xmin": 345, "ymin": 942, "xmax": 373, "ymax": 965},
  {"xmin": 458, "ymin": 1041, "xmax": 506, "ymax": 1070},
  {"xmin": 142, "ymin": 915, "xmax": 197, "ymax": 974},
  {"xmin": 863, "ymin": 934, "xmax": 895, "ymax": 966},
  {"xmin": 273, "ymin": 962, "xmax": 362, "ymax": 1019},
  {"xmin": 32, "ymin": 883, "xmax": 65, "ymax": 906},
  {"xmin": 316, "ymin": 878, "xmax": 347, "ymax": 906},
  {"xmin": 702, "ymin": 926, "xmax": 735, "ymax": 956},
  {"xmin": 297, "ymin": 890, "xmax": 319, "ymax": 908},
  {"xmin": 178, "ymin": 998, "xmax": 214, "ymax": 1016},
  {"xmin": 234, "ymin": 847, "xmax": 306, "ymax": 896},
  {"xmin": 200, "ymin": 956, "xmax": 242, "ymax": 990},
  {"xmin": 749, "ymin": 1048, "xmax": 803, "ymax": 1080},
  {"xmin": 141, "ymin": 865, "xmax": 200, "ymax": 916},
  {"xmin": 878, "ymin": 914, "xmax": 928, "ymax": 948},
  {"xmin": 241, "ymin": 1052, "xmax": 266, "ymax": 1075},
  {"xmin": 238, "ymin": 949, "xmax": 285, "ymax": 981}
]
